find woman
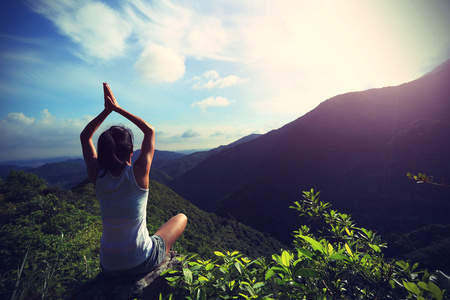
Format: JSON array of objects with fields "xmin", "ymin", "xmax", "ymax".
[{"xmin": 80, "ymin": 82, "xmax": 187, "ymax": 277}]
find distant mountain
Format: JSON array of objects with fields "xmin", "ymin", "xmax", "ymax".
[
  {"xmin": 28, "ymin": 159, "xmax": 87, "ymax": 189},
  {"xmin": 169, "ymin": 59, "xmax": 450, "ymax": 248},
  {"xmin": 0, "ymin": 156, "xmax": 80, "ymax": 168},
  {"xmin": 0, "ymin": 165, "xmax": 29, "ymax": 180},
  {"xmin": 0, "ymin": 136, "xmax": 259, "ymax": 189},
  {"xmin": 133, "ymin": 149, "xmax": 186, "ymax": 169},
  {"xmin": 0, "ymin": 157, "xmax": 85, "ymax": 184},
  {"xmin": 0, "ymin": 150, "xmax": 184, "ymax": 188},
  {"xmin": 21, "ymin": 150, "xmax": 184, "ymax": 189},
  {"xmin": 151, "ymin": 134, "xmax": 261, "ymax": 184}
]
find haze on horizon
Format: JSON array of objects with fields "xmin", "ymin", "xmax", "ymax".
[{"xmin": 1, "ymin": 0, "xmax": 449, "ymax": 162}]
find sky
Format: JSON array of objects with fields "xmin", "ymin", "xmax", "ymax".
[{"xmin": 1, "ymin": 0, "xmax": 449, "ymax": 162}]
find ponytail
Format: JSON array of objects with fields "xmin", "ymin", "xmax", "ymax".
[{"xmin": 97, "ymin": 126, "xmax": 134, "ymax": 177}]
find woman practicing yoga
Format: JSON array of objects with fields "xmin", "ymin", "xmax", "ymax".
[{"xmin": 80, "ymin": 83, "xmax": 187, "ymax": 277}]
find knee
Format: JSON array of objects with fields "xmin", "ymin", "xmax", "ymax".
[
  {"xmin": 175, "ymin": 213, "xmax": 187, "ymax": 230},
  {"xmin": 177, "ymin": 213, "xmax": 188, "ymax": 223}
]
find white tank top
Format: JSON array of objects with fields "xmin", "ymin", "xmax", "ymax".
[{"xmin": 95, "ymin": 164, "xmax": 152, "ymax": 271}]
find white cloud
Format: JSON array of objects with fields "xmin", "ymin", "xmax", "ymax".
[
  {"xmin": 192, "ymin": 70, "xmax": 248, "ymax": 90},
  {"xmin": 125, "ymin": 0, "xmax": 233, "ymax": 60},
  {"xmin": 30, "ymin": 0, "xmax": 131, "ymax": 61},
  {"xmin": 153, "ymin": 123, "xmax": 260, "ymax": 152},
  {"xmin": 0, "ymin": 110, "xmax": 89, "ymax": 161},
  {"xmin": 39, "ymin": 109, "xmax": 56, "ymax": 125},
  {"xmin": 181, "ymin": 129, "xmax": 200, "ymax": 139},
  {"xmin": 13, "ymin": 0, "xmax": 450, "ymax": 159},
  {"xmin": 2, "ymin": 113, "xmax": 35, "ymax": 125},
  {"xmin": 191, "ymin": 96, "xmax": 235, "ymax": 112},
  {"xmin": 210, "ymin": 131, "xmax": 225, "ymax": 138},
  {"xmin": 134, "ymin": 44, "xmax": 185, "ymax": 83},
  {"xmin": 125, "ymin": 0, "xmax": 239, "ymax": 83},
  {"xmin": 0, "ymin": 50, "xmax": 45, "ymax": 64},
  {"xmin": 28, "ymin": 0, "xmax": 450, "ymax": 90}
]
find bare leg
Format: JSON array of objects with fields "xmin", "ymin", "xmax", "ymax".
[{"xmin": 154, "ymin": 213, "xmax": 187, "ymax": 255}]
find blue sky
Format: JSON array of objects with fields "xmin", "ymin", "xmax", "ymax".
[{"xmin": 1, "ymin": 0, "xmax": 449, "ymax": 161}]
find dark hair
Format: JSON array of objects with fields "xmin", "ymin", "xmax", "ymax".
[{"xmin": 97, "ymin": 126, "xmax": 134, "ymax": 177}]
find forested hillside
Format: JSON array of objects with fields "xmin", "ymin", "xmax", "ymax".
[
  {"xmin": 150, "ymin": 134, "xmax": 261, "ymax": 184},
  {"xmin": 0, "ymin": 170, "xmax": 283, "ymax": 299},
  {"xmin": 168, "ymin": 59, "xmax": 450, "ymax": 250},
  {"xmin": 0, "ymin": 135, "xmax": 260, "ymax": 189},
  {"xmin": 2, "ymin": 171, "xmax": 449, "ymax": 299}
]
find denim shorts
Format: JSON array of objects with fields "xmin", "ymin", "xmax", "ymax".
[{"xmin": 102, "ymin": 235, "xmax": 167, "ymax": 277}]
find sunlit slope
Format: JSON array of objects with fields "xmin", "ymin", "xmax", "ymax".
[{"xmin": 169, "ymin": 59, "xmax": 450, "ymax": 244}]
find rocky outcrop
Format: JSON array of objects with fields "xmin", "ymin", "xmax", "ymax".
[{"xmin": 69, "ymin": 251, "xmax": 184, "ymax": 300}]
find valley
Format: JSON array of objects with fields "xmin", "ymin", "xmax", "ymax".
[{"xmin": 2, "ymin": 60, "xmax": 449, "ymax": 274}]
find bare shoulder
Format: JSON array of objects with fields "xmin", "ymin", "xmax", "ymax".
[
  {"xmin": 133, "ymin": 163, "xmax": 149, "ymax": 190},
  {"xmin": 85, "ymin": 160, "xmax": 100, "ymax": 185}
]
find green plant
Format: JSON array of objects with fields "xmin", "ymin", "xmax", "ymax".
[
  {"xmin": 162, "ymin": 189, "xmax": 448, "ymax": 300},
  {"xmin": 0, "ymin": 171, "xmax": 102, "ymax": 299},
  {"xmin": 407, "ymin": 172, "xmax": 449, "ymax": 188},
  {"xmin": 164, "ymin": 251, "xmax": 271, "ymax": 299},
  {"xmin": 9, "ymin": 232, "xmax": 77, "ymax": 300}
]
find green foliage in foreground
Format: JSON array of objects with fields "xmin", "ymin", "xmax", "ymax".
[
  {"xmin": 0, "ymin": 171, "xmax": 283, "ymax": 299},
  {"xmin": 0, "ymin": 171, "xmax": 102, "ymax": 299},
  {"xmin": 1, "ymin": 171, "xmax": 448, "ymax": 299},
  {"xmin": 163, "ymin": 190, "xmax": 448, "ymax": 300}
]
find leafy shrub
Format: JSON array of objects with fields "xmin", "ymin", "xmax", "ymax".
[
  {"xmin": 0, "ymin": 171, "xmax": 102, "ymax": 299},
  {"xmin": 164, "ymin": 189, "xmax": 448, "ymax": 300}
]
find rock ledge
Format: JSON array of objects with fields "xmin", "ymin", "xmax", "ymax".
[{"xmin": 69, "ymin": 251, "xmax": 183, "ymax": 300}]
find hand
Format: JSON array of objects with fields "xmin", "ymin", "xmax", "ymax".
[{"xmin": 103, "ymin": 82, "xmax": 120, "ymax": 112}]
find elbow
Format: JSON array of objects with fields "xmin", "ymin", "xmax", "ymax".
[
  {"xmin": 80, "ymin": 129, "xmax": 93, "ymax": 143},
  {"xmin": 145, "ymin": 123, "xmax": 155, "ymax": 135},
  {"xmin": 80, "ymin": 131, "xmax": 88, "ymax": 142}
]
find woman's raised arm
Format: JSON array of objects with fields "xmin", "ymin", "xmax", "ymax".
[
  {"xmin": 80, "ymin": 108, "xmax": 111, "ymax": 184},
  {"xmin": 103, "ymin": 83, "xmax": 155, "ymax": 189}
]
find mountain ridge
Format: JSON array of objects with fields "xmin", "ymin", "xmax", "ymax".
[
  {"xmin": 168, "ymin": 59, "xmax": 450, "ymax": 245},
  {"xmin": 150, "ymin": 134, "xmax": 261, "ymax": 184},
  {"xmin": 0, "ymin": 135, "xmax": 261, "ymax": 189}
]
